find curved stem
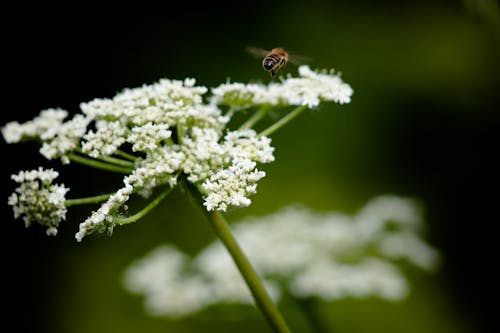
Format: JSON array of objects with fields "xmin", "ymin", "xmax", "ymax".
[
  {"xmin": 115, "ymin": 185, "xmax": 173, "ymax": 225},
  {"xmin": 207, "ymin": 211, "xmax": 292, "ymax": 333},
  {"xmin": 258, "ymin": 105, "xmax": 308, "ymax": 137},
  {"xmin": 239, "ymin": 105, "xmax": 271, "ymax": 130},
  {"xmin": 98, "ymin": 155, "xmax": 135, "ymax": 167},
  {"xmin": 115, "ymin": 149, "xmax": 138, "ymax": 162},
  {"xmin": 65, "ymin": 193, "xmax": 112, "ymax": 207},
  {"xmin": 225, "ymin": 106, "xmax": 237, "ymax": 119},
  {"xmin": 68, "ymin": 153, "xmax": 133, "ymax": 174},
  {"xmin": 182, "ymin": 179, "xmax": 291, "ymax": 332}
]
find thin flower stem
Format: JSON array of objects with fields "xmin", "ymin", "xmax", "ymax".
[
  {"xmin": 68, "ymin": 153, "xmax": 133, "ymax": 174},
  {"xmin": 207, "ymin": 211, "xmax": 292, "ymax": 333},
  {"xmin": 74, "ymin": 146, "xmax": 134, "ymax": 167},
  {"xmin": 258, "ymin": 105, "xmax": 308, "ymax": 137},
  {"xmin": 239, "ymin": 105, "xmax": 271, "ymax": 130},
  {"xmin": 226, "ymin": 106, "xmax": 237, "ymax": 119},
  {"xmin": 182, "ymin": 180, "xmax": 292, "ymax": 332},
  {"xmin": 177, "ymin": 124, "xmax": 184, "ymax": 144},
  {"xmin": 115, "ymin": 185, "xmax": 173, "ymax": 225},
  {"xmin": 98, "ymin": 155, "xmax": 135, "ymax": 167},
  {"xmin": 115, "ymin": 150, "xmax": 138, "ymax": 162},
  {"xmin": 65, "ymin": 193, "xmax": 112, "ymax": 207},
  {"xmin": 290, "ymin": 295, "xmax": 330, "ymax": 333}
]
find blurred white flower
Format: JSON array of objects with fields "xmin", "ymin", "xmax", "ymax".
[{"xmin": 123, "ymin": 195, "xmax": 440, "ymax": 317}]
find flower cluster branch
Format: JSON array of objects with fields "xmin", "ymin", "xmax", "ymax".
[{"xmin": 2, "ymin": 66, "xmax": 352, "ymax": 241}]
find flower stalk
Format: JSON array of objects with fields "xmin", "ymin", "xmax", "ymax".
[
  {"xmin": 115, "ymin": 185, "xmax": 174, "ymax": 225},
  {"xmin": 68, "ymin": 153, "xmax": 133, "ymax": 174},
  {"xmin": 207, "ymin": 211, "xmax": 292, "ymax": 333},
  {"xmin": 259, "ymin": 105, "xmax": 307, "ymax": 137},
  {"xmin": 184, "ymin": 180, "xmax": 292, "ymax": 333},
  {"xmin": 65, "ymin": 193, "xmax": 112, "ymax": 207},
  {"xmin": 239, "ymin": 105, "xmax": 271, "ymax": 130},
  {"xmin": 115, "ymin": 149, "xmax": 138, "ymax": 162},
  {"xmin": 97, "ymin": 155, "xmax": 135, "ymax": 168}
]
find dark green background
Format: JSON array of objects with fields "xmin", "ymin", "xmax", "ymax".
[{"xmin": 1, "ymin": 1, "xmax": 498, "ymax": 332}]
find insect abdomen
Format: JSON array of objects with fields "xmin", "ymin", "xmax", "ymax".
[{"xmin": 263, "ymin": 54, "xmax": 283, "ymax": 71}]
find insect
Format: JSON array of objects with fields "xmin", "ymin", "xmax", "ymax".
[{"xmin": 246, "ymin": 46, "xmax": 307, "ymax": 79}]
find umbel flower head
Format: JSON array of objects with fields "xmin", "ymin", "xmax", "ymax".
[
  {"xmin": 8, "ymin": 167, "xmax": 69, "ymax": 236},
  {"xmin": 122, "ymin": 195, "xmax": 440, "ymax": 317},
  {"xmin": 2, "ymin": 65, "xmax": 353, "ymax": 241}
]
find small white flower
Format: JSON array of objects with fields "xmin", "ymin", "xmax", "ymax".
[
  {"xmin": 180, "ymin": 127, "xmax": 226, "ymax": 183},
  {"xmin": 202, "ymin": 158, "xmax": 266, "ymax": 211},
  {"xmin": 210, "ymin": 82, "xmax": 284, "ymax": 107},
  {"xmin": 1, "ymin": 108, "xmax": 68, "ymax": 143},
  {"xmin": 223, "ymin": 129, "xmax": 275, "ymax": 163},
  {"xmin": 125, "ymin": 146, "xmax": 184, "ymax": 197},
  {"xmin": 81, "ymin": 120, "xmax": 127, "ymax": 158},
  {"xmin": 39, "ymin": 114, "xmax": 91, "ymax": 163},
  {"xmin": 282, "ymin": 66, "xmax": 353, "ymax": 107},
  {"xmin": 126, "ymin": 122, "xmax": 172, "ymax": 152},
  {"xmin": 75, "ymin": 184, "xmax": 133, "ymax": 242},
  {"xmin": 8, "ymin": 167, "xmax": 69, "ymax": 236},
  {"xmin": 210, "ymin": 65, "xmax": 353, "ymax": 109},
  {"xmin": 80, "ymin": 78, "xmax": 221, "ymax": 129}
]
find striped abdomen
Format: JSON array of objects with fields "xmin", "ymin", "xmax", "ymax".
[{"xmin": 262, "ymin": 48, "xmax": 288, "ymax": 78}]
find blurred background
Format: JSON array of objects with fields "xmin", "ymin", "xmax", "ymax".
[{"xmin": 1, "ymin": 1, "xmax": 498, "ymax": 332}]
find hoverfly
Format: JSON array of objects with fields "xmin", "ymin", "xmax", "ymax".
[{"xmin": 246, "ymin": 46, "xmax": 309, "ymax": 79}]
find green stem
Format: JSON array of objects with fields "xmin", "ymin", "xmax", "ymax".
[
  {"xmin": 68, "ymin": 153, "xmax": 133, "ymax": 174},
  {"xmin": 239, "ymin": 105, "xmax": 271, "ymax": 130},
  {"xmin": 115, "ymin": 150, "xmax": 138, "ymax": 162},
  {"xmin": 177, "ymin": 124, "xmax": 184, "ymax": 144},
  {"xmin": 65, "ymin": 193, "xmax": 112, "ymax": 207},
  {"xmin": 183, "ymin": 180, "xmax": 291, "ymax": 333},
  {"xmin": 98, "ymin": 155, "xmax": 135, "ymax": 167},
  {"xmin": 115, "ymin": 185, "xmax": 173, "ymax": 225},
  {"xmin": 74, "ymin": 147, "xmax": 135, "ymax": 167},
  {"xmin": 258, "ymin": 105, "xmax": 308, "ymax": 137},
  {"xmin": 226, "ymin": 106, "xmax": 237, "ymax": 119},
  {"xmin": 207, "ymin": 211, "xmax": 292, "ymax": 333},
  {"xmin": 293, "ymin": 296, "xmax": 330, "ymax": 333}
]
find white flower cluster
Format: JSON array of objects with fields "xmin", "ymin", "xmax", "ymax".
[
  {"xmin": 75, "ymin": 184, "xmax": 133, "ymax": 242},
  {"xmin": 2, "ymin": 66, "xmax": 352, "ymax": 241},
  {"xmin": 211, "ymin": 65, "xmax": 353, "ymax": 108},
  {"xmin": 81, "ymin": 121, "xmax": 127, "ymax": 158},
  {"xmin": 122, "ymin": 195, "xmax": 440, "ymax": 317},
  {"xmin": 202, "ymin": 158, "xmax": 266, "ymax": 211},
  {"xmin": 1, "ymin": 108, "xmax": 68, "ymax": 143},
  {"xmin": 79, "ymin": 78, "xmax": 228, "ymax": 129},
  {"xmin": 8, "ymin": 167, "xmax": 69, "ymax": 236}
]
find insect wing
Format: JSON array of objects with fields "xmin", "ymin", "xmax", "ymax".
[
  {"xmin": 245, "ymin": 46, "xmax": 270, "ymax": 58},
  {"xmin": 287, "ymin": 52, "xmax": 312, "ymax": 65}
]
